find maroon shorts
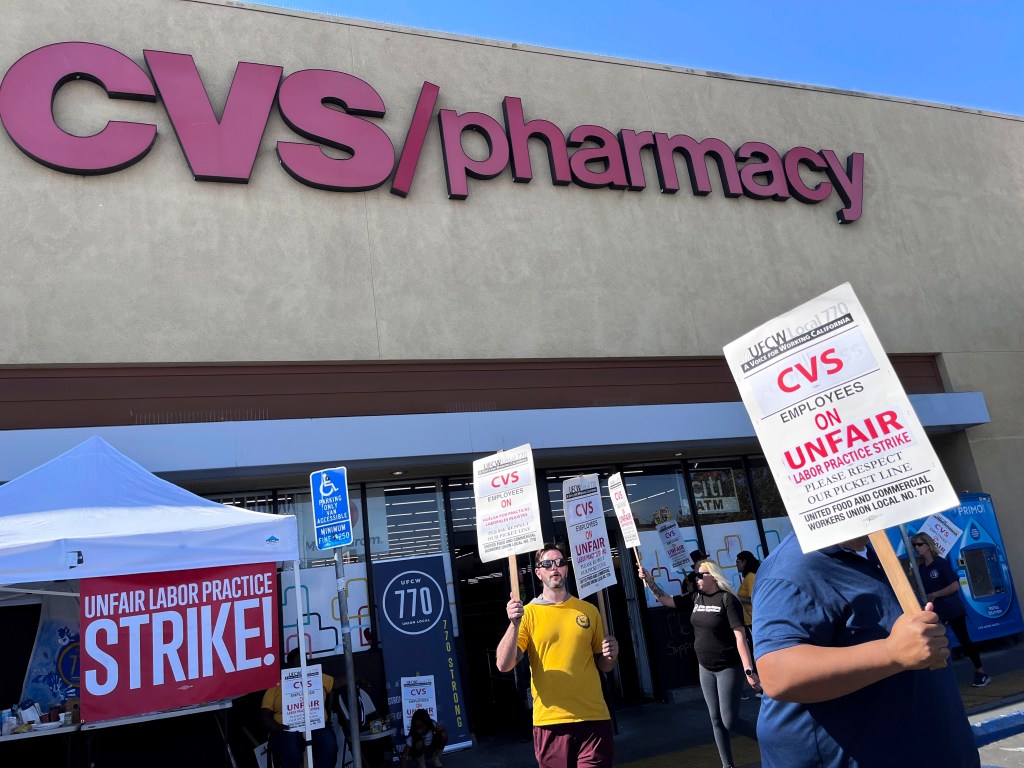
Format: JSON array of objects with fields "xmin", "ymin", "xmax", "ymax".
[{"xmin": 533, "ymin": 720, "xmax": 614, "ymax": 768}]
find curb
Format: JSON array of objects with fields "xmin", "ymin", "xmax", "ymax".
[
  {"xmin": 973, "ymin": 709, "xmax": 1024, "ymax": 748},
  {"xmin": 965, "ymin": 692, "xmax": 1024, "ymax": 718}
]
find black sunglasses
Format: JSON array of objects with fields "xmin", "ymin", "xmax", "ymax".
[
  {"xmin": 537, "ymin": 558, "xmax": 567, "ymax": 570},
  {"xmin": 913, "ymin": 542, "xmax": 928, "ymax": 548}
]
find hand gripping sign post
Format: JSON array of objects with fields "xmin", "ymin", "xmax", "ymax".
[
  {"xmin": 723, "ymin": 283, "xmax": 959, "ymax": 614},
  {"xmin": 607, "ymin": 473, "xmax": 642, "ymax": 564},
  {"xmin": 563, "ymin": 474, "xmax": 618, "ymax": 625},
  {"xmin": 472, "ymin": 444, "xmax": 545, "ymax": 601},
  {"xmin": 309, "ymin": 466, "xmax": 362, "ymax": 768}
]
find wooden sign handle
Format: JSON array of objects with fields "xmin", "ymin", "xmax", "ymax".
[
  {"xmin": 596, "ymin": 589, "xmax": 609, "ymax": 632},
  {"xmin": 868, "ymin": 531, "xmax": 919, "ymax": 613},
  {"xmin": 508, "ymin": 554, "xmax": 521, "ymax": 601},
  {"xmin": 868, "ymin": 530, "xmax": 946, "ymax": 670}
]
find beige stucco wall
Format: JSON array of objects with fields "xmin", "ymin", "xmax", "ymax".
[
  {"xmin": 3, "ymin": 1, "xmax": 1024, "ymax": 574},
  {"xmin": 3, "ymin": 0, "xmax": 1022, "ymax": 364}
]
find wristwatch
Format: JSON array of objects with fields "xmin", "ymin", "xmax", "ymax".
[{"xmin": 744, "ymin": 669, "xmax": 755, "ymax": 676}]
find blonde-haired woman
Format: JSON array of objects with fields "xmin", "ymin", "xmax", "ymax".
[{"xmin": 640, "ymin": 559, "xmax": 760, "ymax": 768}]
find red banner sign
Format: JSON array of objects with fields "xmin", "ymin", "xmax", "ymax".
[{"xmin": 80, "ymin": 562, "xmax": 279, "ymax": 722}]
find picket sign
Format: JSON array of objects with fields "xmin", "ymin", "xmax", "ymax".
[
  {"xmin": 607, "ymin": 473, "xmax": 642, "ymax": 566},
  {"xmin": 723, "ymin": 283, "xmax": 959, "ymax": 619},
  {"xmin": 471, "ymin": 445, "xmax": 545, "ymax": 601},
  {"xmin": 562, "ymin": 474, "xmax": 617, "ymax": 631},
  {"xmin": 654, "ymin": 516, "xmax": 693, "ymax": 575}
]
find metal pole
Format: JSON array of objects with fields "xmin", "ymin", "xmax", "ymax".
[
  {"xmin": 335, "ymin": 550, "xmax": 363, "ymax": 768},
  {"xmin": 899, "ymin": 524, "xmax": 927, "ymax": 603},
  {"xmin": 292, "ymin": 563, "xmax": 315, "ymax": 768}
]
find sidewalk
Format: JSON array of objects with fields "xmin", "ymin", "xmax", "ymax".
[{"xmin": 438, "ymin": 643, "xmax": 1024, "ymax": 768}]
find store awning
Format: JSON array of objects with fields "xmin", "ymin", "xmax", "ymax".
[{"xmin": 0, "ymin": 392, "xmax": 988, "ymax": 483}]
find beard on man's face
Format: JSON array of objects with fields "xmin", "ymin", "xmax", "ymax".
[{"xmin": 539, "ymin": 569, "xmax": 565, "ymax": 588}]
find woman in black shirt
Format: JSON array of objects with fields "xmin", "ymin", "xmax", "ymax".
[{"xmin": 641, "ymin": 560, "xmax": 760, "ymax": 768}]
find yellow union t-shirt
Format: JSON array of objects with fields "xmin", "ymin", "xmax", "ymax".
[
  {"xmin": 262, "ymin": 671, "xmax": 334, "ymax": 726},
  {"xmin": 737, "ymin": 572, "xmax": 756, "ymax": 627},
  {"xmin": 517, "ymin": 597, "xmax": 610, "ymax": 725}
]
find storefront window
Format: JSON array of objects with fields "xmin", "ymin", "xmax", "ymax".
[
  {"xmin": 688, "ymin": 460, "xmax": 758, "ymax": 591},
  {"xmin": 748, "ymin": 458, "xmax": 792, "ymax": 555},
  {"xmin": 618, "ymin": 467, "xmax": 693, "ymax": 527},
  {"xmin": 366, "ymin": 482, "xmax": 448, "ymax": 561},
  {"xmin": 447, "ymin": 478, "xmax": 477, "ymax": 533},
  {"xmin": 618, "ymin": 466, "xmax": 695, "ymax": 608},
  {"xmin": 207, "ymin": 491, "xmax": 275, "ymax": 513}
]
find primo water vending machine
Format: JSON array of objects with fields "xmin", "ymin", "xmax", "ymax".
[{"xmin": 894, "ymin": 493, "xmax": 1024, "ymax": 642}]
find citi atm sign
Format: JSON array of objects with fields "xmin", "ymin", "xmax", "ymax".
[{"xmin": 0, "ymin": 42, "xmax": 863, "ymax": 223}]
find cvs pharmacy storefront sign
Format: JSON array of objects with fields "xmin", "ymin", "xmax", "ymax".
[
  {"xmin": 1, "ymin": 42, "xmax": 862, "ymax": 222},
  {"xmin": 80, "ymin": 562, "xmax": 279, "ymax": 721}
]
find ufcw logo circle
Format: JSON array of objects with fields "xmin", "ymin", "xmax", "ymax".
[{"xmin": 575, "ymin": 614, "xmax": 591, "ymax": 629}]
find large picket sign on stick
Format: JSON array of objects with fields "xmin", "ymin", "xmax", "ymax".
[
  {"xmin": 562, "ymin": 474, "xmax": 617, "ymax": 600},
  {"xmin": 607, "ymin": 473, "xmax": 642, "ymax": 565},
  {"xmin": 723, "ymin": 283, "xmax": 958, "ymax": 611},
  {"xmin": 652, "ymin": 506, "xmax": 693, "ymax": 574},
  {"xmin": 563, "ymin": 475, "xmax": 617, "ymax": 631},
  {"xmin": 472, "ymin": 444, "xmax": 545, "ymax": 600}
]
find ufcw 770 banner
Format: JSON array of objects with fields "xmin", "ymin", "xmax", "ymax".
[
  {"xmin": 80, "ymin": 563, "xmax": 279, "ymax": 722},
  {"xmin": 373, "ymin": 555, "xmax": 471, "ymax": 749}
]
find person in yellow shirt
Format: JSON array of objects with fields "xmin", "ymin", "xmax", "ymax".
[
  {"xmin": 261, "ymin": 649, "xmax": 338, "ymax": 768},
  {"xmin": 495, "ymin": 543, "xmax": 619, "ymax": 768},
  {"xmin": 735, "ymin": 551, "xmax": 760, "ymax": 637}
]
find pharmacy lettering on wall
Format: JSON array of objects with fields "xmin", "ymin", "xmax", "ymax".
[
  {"xmin": 723, "ymin": 283, "xmax": 957, "ymax": 551},
  {"xmin": 1, "ymin": 42, "xmax": 863, "ymax": 224}
]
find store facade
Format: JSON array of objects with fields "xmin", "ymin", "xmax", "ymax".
[{"xmin": 2, "ymin": 0, "xmax": 1022, "ymax": 750}]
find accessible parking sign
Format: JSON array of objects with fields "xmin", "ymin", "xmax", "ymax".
[{"xmin": 309, "ymin": 466, "xmax": 353, "ymax": 550}]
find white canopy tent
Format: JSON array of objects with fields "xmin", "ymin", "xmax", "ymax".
[
  {"xmin": 0, "ymin": 435, "xmax": 298, "ymax": 584},
  {"xmin": 0, "ymin": 436, "xmax": 322, "ymax": 765}
]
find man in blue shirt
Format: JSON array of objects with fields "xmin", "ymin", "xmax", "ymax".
[{"xmin": 753, "ymin": 533, "xmax": 979, "ymax": 768}]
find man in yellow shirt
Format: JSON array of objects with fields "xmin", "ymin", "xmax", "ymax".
[
  {"xmin": 261, "ymin": 649, "xmax": 338, "ymax": 768},
  {"xmin": 496, "ymin": 543, "xmax": 619, "ymax": 767}
]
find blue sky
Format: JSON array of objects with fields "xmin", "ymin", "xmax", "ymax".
[{"xmin": 260, "ymin": 1, "xmax": 1023, "ymax": 116}]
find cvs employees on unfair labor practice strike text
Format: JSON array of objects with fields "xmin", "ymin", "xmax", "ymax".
[{"xmin": 723, "ymin": 284, "xmax": 978, "ymax": 767}]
